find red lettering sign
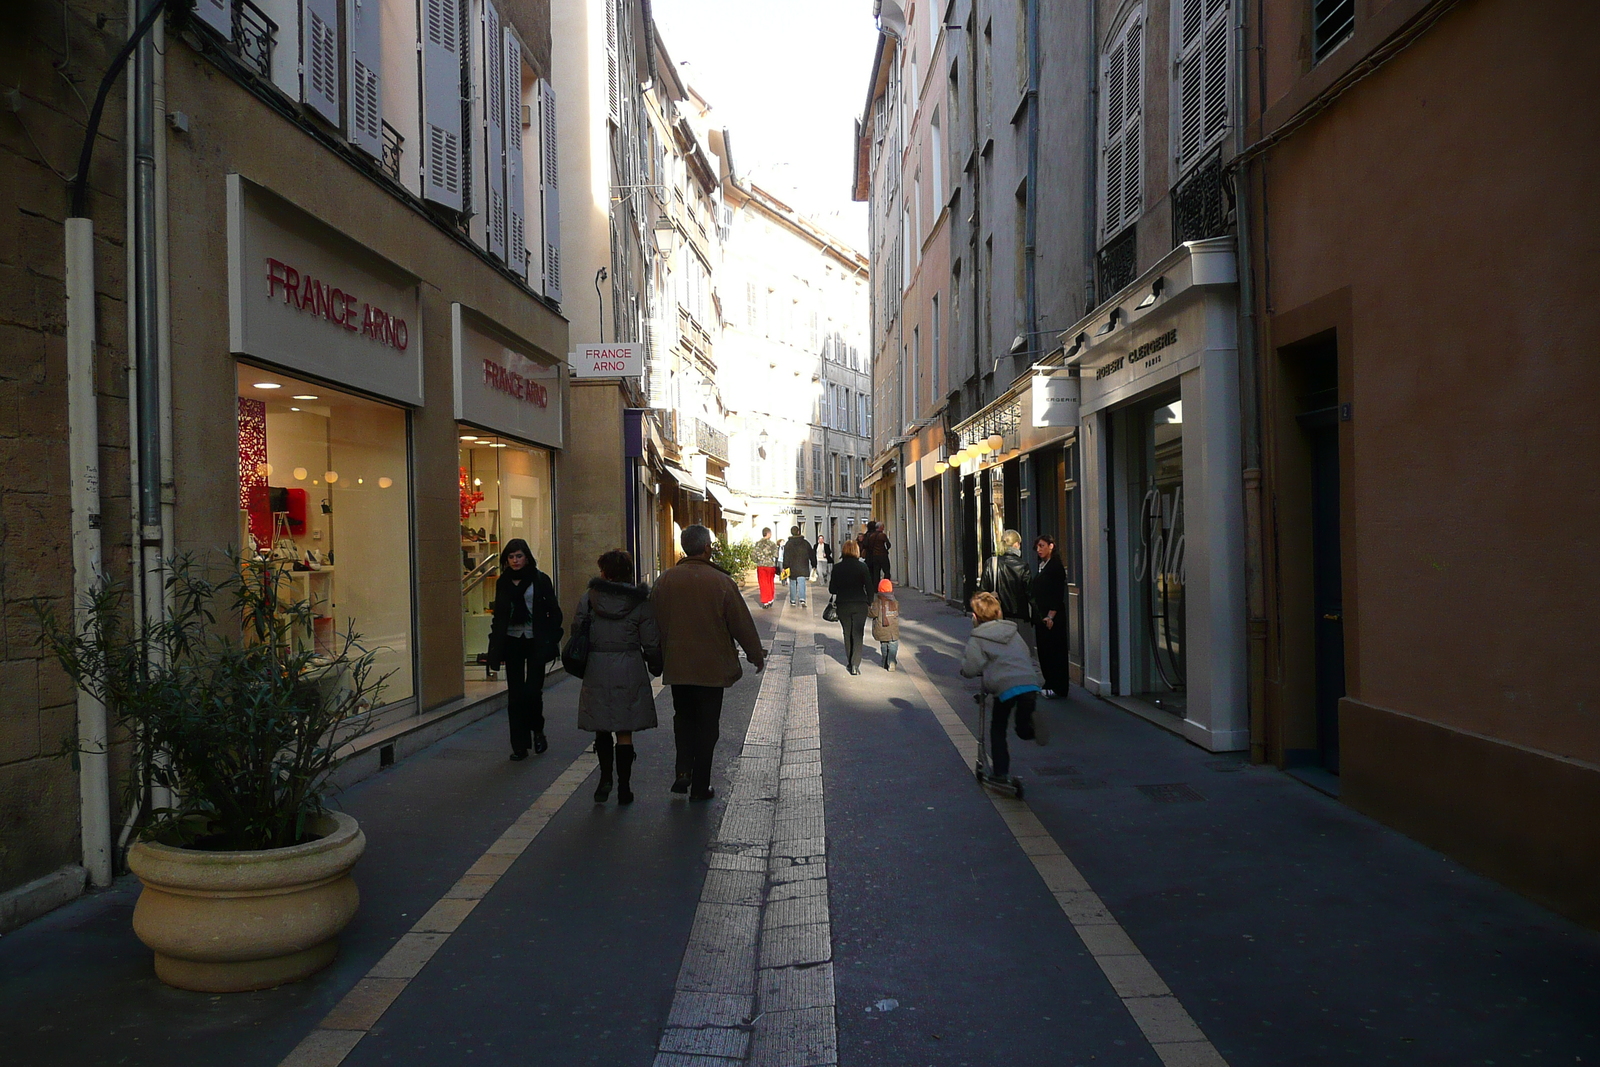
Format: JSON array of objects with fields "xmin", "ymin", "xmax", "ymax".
[
  {"xmin": 483, "ymin": 358, "xmax": 548, "ymax": 408},
  {"xmin": 266, "ymin": 257, "xmax": 408, "ymax": 350}
]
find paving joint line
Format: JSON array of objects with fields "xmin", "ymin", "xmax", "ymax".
[{"xmin": 899, "ymin": 654, "xmax": 1230, "ymax": 1067}]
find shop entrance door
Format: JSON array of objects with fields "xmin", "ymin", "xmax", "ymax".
[
  {"xmin": 1309, "ymin": 419, "xmax": 1344, "ymax": 772},
  {"xmin": 1126, "ymin": 393, "xmax": 1186, "ymax": 715}
]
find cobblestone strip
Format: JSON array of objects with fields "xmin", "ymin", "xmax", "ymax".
[
  {"xmin": 899, "ymin": 658, "xmax": 1230, "ymax": 1067},
  {"xmin": 276, "ymin": 748, "xmax": 599, "ymax": 1067},
  {"xmin": 655, "ymin": 618, "xmax": 838, "ymax": 1067}
]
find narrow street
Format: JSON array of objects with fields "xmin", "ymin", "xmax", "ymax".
[{"xmin": 2, "ymin": 587, "xmax": 1595, "ymax": 1067}]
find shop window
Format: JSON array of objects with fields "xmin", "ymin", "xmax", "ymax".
[
  {"xmin": 1128, "ymin": 395, "xmax": 1185, "ymax": 709},
  {"xmin": 237, "ymin": 367, "xmax": 413, "ymax": 705},
  {"xmin": 459, "ymin": 433, "xmax": 554, "ymax": 684}
]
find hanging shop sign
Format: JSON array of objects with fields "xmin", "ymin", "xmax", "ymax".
[
  {"xmin": 227, "ymin": 175, "xmax": 423, "ymax": 405},
  {"xmin": 453, "ymin": 305, "xmax": 563, "ymax": 448},
  {"xmin": 569, "ymin": 343, "xmax": 642, "ymax": 379},
  {"xmin": 1032, "ymin": 372, "xmax": 1081, "ymax": 428}
]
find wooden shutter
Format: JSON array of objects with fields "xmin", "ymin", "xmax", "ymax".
[
  {"xmin": 538, "ymin": 78, "xmax": 562, "ymax": 302},
  {"xmin": 1102, "ymin": 14, "xmax": 1142, "ymax": 239},
  {"xmin": 302, "ymin": 0, "xmax": 341, "ymax": 126},
  {"xmin": 422, "ymin": 0, "xmax": 465, "ymax": 210},
  {"xmin": 504, "ymin": 29, "xmax": 528, "ymax": 279},
  {"xmin": 1201, "ymin": 0, "xmax": 1231, "ymax": 147},
  {"xmin": 483, "ymin": 4, "xmax": 506, "ymax": 260},
  {"xmin": 346, "ymin": 0, "xmax": 382, "ymax": 157},
  {"xmin": 645, "ymin": 316, "xmax": 672, "ymax": 407},
  {"xmin": 1177, "ymin": 0, "xmax": 1230, "ymax": 172},
  {"xmin": 604, "ymin": 0, "xmax": 620, "ymax": 125},
  {"xmin": 194, "ymin": 0, "xmax": 232, "ymax": 39}
]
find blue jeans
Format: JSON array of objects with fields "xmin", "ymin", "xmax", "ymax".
[
  {"xmin": 788, "ymin": 575, "xmax": 808, "ymax": 603},
  {"xmin": 880, "ymin": 640, "xmax": 898, "ymax": 667}
]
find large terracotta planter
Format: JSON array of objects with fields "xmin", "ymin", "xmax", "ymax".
[{"xmin": 127, "ymin": 811, "xmax": 364, "ymax": 993}]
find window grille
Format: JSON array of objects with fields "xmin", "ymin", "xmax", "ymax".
[{"xmin": 1312, "ymin": 0, "xmax": 1354, "ymax": 62}]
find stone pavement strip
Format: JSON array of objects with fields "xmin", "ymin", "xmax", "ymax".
[
  {"xmin": 900, "ymin": 652, "xmax": 1230, "ymax": 1067},
  {"xmin": 655, "ymin": 607, "xmax": 839, "ymax": 1067},
  {"xmin": 275, "ymin": 743, "xmax": 601, "ymax": 1067}
]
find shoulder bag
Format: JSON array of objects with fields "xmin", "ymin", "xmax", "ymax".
[{"xmin": 561, "ymin": 604, "xmax": 593, "ymax": 678}]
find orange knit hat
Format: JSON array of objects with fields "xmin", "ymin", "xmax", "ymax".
[{"xmin": 878, "ymin": 579, "xmax": 893, "ymax": 593}]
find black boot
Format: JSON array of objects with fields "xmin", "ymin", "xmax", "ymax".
[
  {"xmin": 615, "ymin": 744, "xmax": 635, "ymax": 804},
  {"xmin": 594, "ymin": 732, "xmax": 614, "ymax": 802}
]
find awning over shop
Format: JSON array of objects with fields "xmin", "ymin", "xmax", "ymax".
[
  {"xmin": 860, "ymin": 457, "xmax": 895, "ymax": 490},
  {"xmin": 663, "ymin": 461, "xmax": 706, "ymax": 499},
  {"xmin": 705, "ymin": 481, "xmax": 747, "ymax": 515}
]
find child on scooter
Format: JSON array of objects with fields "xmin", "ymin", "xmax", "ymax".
[{"xmin": 959, "ymin": 592, "xmax": 1044, "ymax": 778}]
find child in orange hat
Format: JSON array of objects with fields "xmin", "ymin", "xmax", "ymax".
[{"xmin": 868, "ymin": 578, "xmax": 900, "ymax": 670}]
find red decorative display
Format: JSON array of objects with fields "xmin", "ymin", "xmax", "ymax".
[
  {"xmin": 460, "ymin": 467, "xmax": 484, "ymax": 521},
  {"xmin": 238, "ymin": 397, "xmax": 266, "ymax": 511}
]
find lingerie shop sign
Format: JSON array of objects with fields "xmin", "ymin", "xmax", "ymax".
[
  {"xmin": 228, "ymin": 175, "xmax": 423, "ymax": 405},
  {"xmin": 453, "ymin": 304, "xmax": 563, "ymax": 448}
]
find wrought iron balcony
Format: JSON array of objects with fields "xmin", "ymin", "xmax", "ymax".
[
  {"xmin": 381, "ymin": 121, "xmax": 404, "ymax": 182},
  {"xmin": 1172, "ymin": 153, "xmax": 1234, "ymax": 247},
  {"xmin": 1097, "ymin": 226, "xmax": 1137, "ymax": 306},
  {"xmin": 695, "ymin": 419, "xmax": 729, "ymax": 463},
  {"xmin": 232, "ymin": 0, "xmax": 276, "ymax": 78}
]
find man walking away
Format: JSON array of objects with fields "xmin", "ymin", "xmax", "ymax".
[
  {"xmin": 782, "ymin": 525, "xmax": 816, "ymax": 606},
  {"xmin": 862, "ymin": 520, "xmax": 892, "ymax": 588},
  {"xmin": 652, "ymin": 525, "xmax": 767, "ymax": 800},
  {"xmin": 752, "ymin": 527, "xmax": 780, "ymax": 608}
]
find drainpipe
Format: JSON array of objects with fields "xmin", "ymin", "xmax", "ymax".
[
  {"xmin": 1084, "ymin": 0, "xmax": 1100, "ymax": 315},
  {"xmin": 1022, "ymin": 0, "xmax": 1040, "ymax": 377},
  {"xmin": 65, "ymin": 221, "xmax": 111, "ymax": 889},
  {"xmin": 1234, "ymin": 0, "xmax": 1268, "ymax": 763}
]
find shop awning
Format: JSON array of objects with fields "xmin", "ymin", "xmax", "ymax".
[
  {"xmin": 663, "ymin": 461, "xmax": 706, "ymax": 498},
  {"xmin": 705, "ymin": 481, "xmax": 747, "ymax": 515},
  {"xmin": 859, "ymin": 459, "xmax": 894, "ymax": 490}
]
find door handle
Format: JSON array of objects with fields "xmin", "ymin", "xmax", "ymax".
[{"xmin": 1322, "ymin": 612, "xmax": 1342, "ymax": 622}]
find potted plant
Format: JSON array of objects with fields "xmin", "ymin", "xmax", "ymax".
[
  {"xmin": 710, "ymin": 537, "xmax": 757, "ymax": 586},
  {"xmin": 39, "ymin": 553, "xmax": 387, "ymax": 992}
]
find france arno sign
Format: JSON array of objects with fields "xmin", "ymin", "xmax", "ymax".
[{"xmin": 569, "ymin": 344, "xmax": 642, "ymax": 378}]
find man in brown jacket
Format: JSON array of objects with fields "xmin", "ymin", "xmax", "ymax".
[{"xmin": 651, "ymin": 524, "xmax": 766, "ymax": 799}]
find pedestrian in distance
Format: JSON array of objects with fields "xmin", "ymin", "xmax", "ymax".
[
  {"xmin": 782, "ymin": 525, "xmax": 816, "ymax": 607},
  {"xmin": 573, "ymin": 549, "xmax": 662, "ymax": 804},
  {"xmin": 868, "ymin": 578, "xmax": 900, "ymax": 670},
  {"xmin": 829, "ymin": 539, "xmax": 873, "ymax": 675},
  {"xmin": 651, "ymin": 525, "xmax": 767, "ymax": 800},
  {"xmin": 1032, "ymin": 534, "xmax": 1071, "ymax": 699},
  {"xmin": 980, "ymin": 528, "xmax": 1035, "ymax": 649},
  {"xmin": 752, "ymin": 527, "xmax": 780, "ymax": 609},
  {"xmin": 960, "ymin": 592, "xmax": 1046, "ymax": 779},
  {"xmin": 862, "ymin": 520, "xmax": 892, "ymax": 588},
  {"xmin": 814, "ymin": 533, "xmax": 833, "ymax": 584},
  {"xmin": 486, "ymin": 538, "xmax": 563, "ymax": 761}
]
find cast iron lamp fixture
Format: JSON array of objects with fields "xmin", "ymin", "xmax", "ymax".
[
  {"xmin": 652, "ymin": 216, "xmax": 679, "ymax": 257},
  {"xmin": 1135, "ymin": 277, "xmax": 1166, "ymax": 310}
]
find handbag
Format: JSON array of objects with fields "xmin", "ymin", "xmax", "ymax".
[
  {"xmin": 822, "ymin": 596, "xmax": 838, "ymax": 622},
  {"xmin": 561, "ymin": 609, "xmax": 592, "ymax": 678}
]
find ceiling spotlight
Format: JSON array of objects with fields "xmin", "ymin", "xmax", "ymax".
[
  {"xmin": 1136, "ymin": 277, "xmax": 1166, "ymax": 310},
  {"xmin": 253, "ymin": 382, "xmax": 281, "ymax": 390},
  {"xmin": 289, "ymin": 407, "xmax": 300, "ymax": 412},
  {"xmin": 489, "ymin": 442, "xmax": 508, "ymax": 448},
  {"xmin": 473, "ymin": 477, "xmax": 483, "ymax": 486},
  {"xmin": 460, "ymin": 435, "xmax": 479, "ymax": 441},
  {"xmin": 291, "ymin": 394, "xmax": 318, "ymax": 400}
]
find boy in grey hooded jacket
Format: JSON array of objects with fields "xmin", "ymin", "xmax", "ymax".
[{"xmin": 960, "ymin": 592, "xmax": 1044, "ymax": 776}]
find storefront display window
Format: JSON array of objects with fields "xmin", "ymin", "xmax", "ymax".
[
  {"xmin": 1129, "ymin": 396, "xmax": 1185, "ymax": 709},
  {"xmin": 236, "ymin": 366, "xmax": 414, "ymax": 705},
  {"xmin": 459, "ymin": 433, "xmax": 554, "ymax": 682}
]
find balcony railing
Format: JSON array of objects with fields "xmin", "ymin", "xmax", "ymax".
[
  {"xmin": 381, "ymin": 121, "xmax": 404, "ymax": 182},
  {"xmin": 1172, "ymin": 154, "xmax": 1233, "ymax": 247},
  {"xmin": 1097, "ymin": 226, "xmax": 1137, "ymax": 306},
  {"xmin": 695, "ymin": 419, "xmax": 729, "ymax": 463},
  {"xmin": 232, "ymin": 0, "xmax": 277, "ymax": 78}
]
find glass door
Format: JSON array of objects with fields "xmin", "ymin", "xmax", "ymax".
[{"xmin": 1128, "ymin": 395, "xmax": 1186, "ymax": 712}]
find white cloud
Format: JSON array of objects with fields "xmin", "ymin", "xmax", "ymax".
[{"xmin": 650, "ymin": 0, "xmax": 879, "ymax": 251}]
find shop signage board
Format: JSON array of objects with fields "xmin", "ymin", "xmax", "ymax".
[
  {"xmin": 1032, "ymin": 372, "xmax": 1081, "ymax": 427},
  {"xmin": 569, "ymin": 343, "xmax": 642, "ymax": 378},
  {"xmin": 453, "ymin": 305, "xmax": 564, "ymax": 449},
  {"xmin": 227, "ymin": 175, "xmax": 423, "ymax": 405}
]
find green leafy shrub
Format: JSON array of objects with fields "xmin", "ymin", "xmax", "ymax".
[{"xmin": 710, "ymin": 538, "xmax": 757, "ymax": 583}]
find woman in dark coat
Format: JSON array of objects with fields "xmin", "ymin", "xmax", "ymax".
[
  {"xmin": 829, "ymin": 539, "xmax": 874, "ymax": 675},
  {"xmin": 486, "ymin": 538, "xmax": 563, "ymax": 760},
  {"xmin": 573, "ymin": 549, "xmax": 662, "ymax": 803},
  {"xmin": 1032, "ymin": 534, "xmax": 1071, "ymax": 698}
]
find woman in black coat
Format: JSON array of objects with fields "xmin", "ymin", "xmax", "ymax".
[
  {"xmin": 829, "ymin": 540, "xmax": 874, "ymax": 675},
  {"xmin": 486, "ymin": 538, "xmax": 563, "ymax": 759},
  {"xmin": 1031, "ymin": 535, "xmax": 1071, "ymax": 698}
]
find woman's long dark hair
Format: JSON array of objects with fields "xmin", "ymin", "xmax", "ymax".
[{"xmin": 500, "ymin": 538, "xmax": 535, "ymax": 577}]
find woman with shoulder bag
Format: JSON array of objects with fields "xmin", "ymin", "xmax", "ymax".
[
  {"xmin": 571, "ymin": 549, "xmax": 662, "ymax": 803},
  {"xmin": 486, "ymin": 539, "xmax": 564, "ymax": 761},
  {"xmin": 828, "ymin": 540, "xmax": 874, "ymax": 674}
]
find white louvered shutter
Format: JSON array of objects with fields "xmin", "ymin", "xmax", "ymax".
[
  {"xmin": 484, "ymin": 4, "xmax": 506, "ymax": 260},
  {"xmin": 1176, "ymin": 0, "xmax": 1229, "ymax": 172},
  {"xmin": 1101, "ymin": 15, "xmax": 1143, "ymax": 238},
  {"xmin": 347, "ymin": 0, "xmax": 382, "ymax": 157},
  {"xmin": 504, "ymin": 30, "xmax": 527, "ymax": 279},
  {"xmin": 302, "ymin": 0, "xmax": 342, "ymax": 125},
  {"xmin": 194, "ymin": 0, "xmax": 232, "ymax": 38},
  {"xmin": 646, "ymin": 316, "xmax": 672, "ymax": 407},
  {"xmin": 538, "ymin": 79, "xmax": 562, "ymax": 302},
  {"xmin": 604, "ymin": 0, "xmax": 620, "ymax": 125},
  {"xmin": 422, "ymin": 0, "xmax": 465, "ymax": 210}
]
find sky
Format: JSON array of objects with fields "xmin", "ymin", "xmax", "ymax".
[{"xmin": 649, "ymin": 0, "xmax": 880, "ymax": 252}]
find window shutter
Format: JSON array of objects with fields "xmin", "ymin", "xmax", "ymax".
[
  {"xmin": 538, "ymin": 78, "xmax": 562, "ymax": 302},
  {"xmin": 1201, "ymin": 4, "xmax": 1230, "ymax": 147},
  {"xmin": 1102, "ymin": 15, "xmax": 1143, "ymax": 238},
  {"xmin": 302, "ymin": 0, "xmax": 342, "ymax": 126},
  {"xmin": 645, "ymin": 316, "xmax": 672, "ymax": 407},
  {"xmin": 1177, "ymin": 0, "xmax": 1229, "ymax": 172},
  {"xmin": 504, "ymin": 29, "xmax": 528, "ymax": 279},
  {"xmin": 346, "ymin": 0, "xmax": 382, "ymax": 157},
  {"xmin": 483, "ymin": 4, "xmax": 506, "ymax": 260},
  {"xmin": 194, "ymin": 0, "xmax": 232, "ymax": 39},
  {"xmin": 1121, "ymin": 18, "xmax": 1143, "ymax": 231},
  {"xmin": 604, "ymin": 0, "xmax": 620, "ymax": 125},
  {"xmin": 422, "ymin": 0, "xmax": 465, "ymax": 210}
]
